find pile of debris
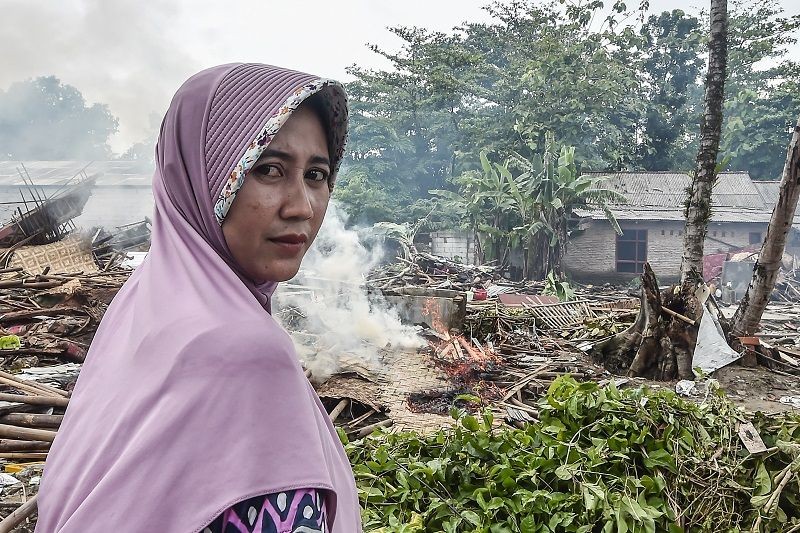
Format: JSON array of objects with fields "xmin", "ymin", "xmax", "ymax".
[
  {"xmin": 0, "ymin": 238, "xmax": 797, "ymax": 528},
  {"xmin": 0, "ymin": 170, "xmax": 154, "ymax": 529},
  {"xmin": 367, "ymin": 251, "xmax": 543, "ymax": 294},
  {"xmin": 0, "ymin": 267, "xmax": 129, "ymax": 530}
]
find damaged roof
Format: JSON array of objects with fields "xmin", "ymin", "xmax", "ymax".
[
  {"xmin": 577, "ymin": 171, "xmax": 794, "ymax": 224},
  {"xmin": 0, "ymin": 161, "xmax": 151, "ymax": 187}
]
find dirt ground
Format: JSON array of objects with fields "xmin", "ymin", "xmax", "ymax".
[{"xmin": 712, "ymin": 365, "xmax": 800, "ymax": 414}]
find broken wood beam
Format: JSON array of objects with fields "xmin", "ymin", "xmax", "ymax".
[{"xmin": 661, "ymin": 306, "xmax": 696, "ymax": 326}]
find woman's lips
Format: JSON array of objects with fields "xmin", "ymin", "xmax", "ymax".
[{"xmin": 268, "ymin": 234, "xmax": 307, "ymax": 254}]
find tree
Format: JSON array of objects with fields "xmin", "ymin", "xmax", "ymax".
[
  {"xmin": 0, "ymin": 76, "xmax": 118, "ymax": 160},
  {"xmin": 637, "ymin": 10, "xmax": 704, "ymax": 170},
  {"xmin": 722, "ymin": 80, "xmax": 800, "ymax": 180},
  {"xmin": 506, "ymin": 133, "xmax": 624, "ymax": 279},
  {"xmin": 732, "ymin": 115, "xmax": 800, "ymax": 336},
  {"xmin": 338, "ymin": 0, "xmax": 649, "ymax": 225},
  {"xmin": 680, "ymin": 0, "xmax": 729, "ymax": 284},
  {"xmin": 431, "ymin": 152, "xmax": 516, "ymax": 265}
]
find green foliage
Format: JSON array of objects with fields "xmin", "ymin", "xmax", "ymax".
[
  {"xmin": 346, "ymin": 377, "xmax": 800, "ymax": 532},
  {"xmin": 722, "ymin": 83, "xmax": 800, "ymax": 180},
  {"xmin": 433, "ymin": 134, "xmax": 625, "ymax": 278},
  {"xmin": 0, "ymin": 76, "xmax": 118, "ymax": 160},
  {"xmin": 637, "ymin": 10, "xmax": 704, "ymax": 170},
  {"xmin": 334, "ymin": 171, "xmax": 402, "ymax": 225},
  {"xmin": 542, "ymin": 271, "xmax": 575, "ymax": 302}
]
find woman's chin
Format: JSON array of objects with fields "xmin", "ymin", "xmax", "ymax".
[{"xmin": 258, "ymin": 261, "xmax": 302, "ymax": 283}]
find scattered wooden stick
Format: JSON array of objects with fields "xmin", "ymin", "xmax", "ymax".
[
  {"xmin": 328, "ymin": 399, "xmax": 350, "ymax": 423},
  {"xmin": 502, "ymin": 363, "xmax": 550, "ymax": 402},
  {"xmin": 344, "ymin": 408, "xmax": 377, "ymax": 429},
  {"xmin": 0, "ymin": 306, "xmax": 89, "ymax": 324},
  {"xmin": 0, "ymin": 439, "xmax": 51, "ymax": 452},
  {"xmin": 0, "ymin": 369, "xmax": 69, "ymax": 398},
  {"xmin": 0, "ymin": 452, "xmax": 47, "ymax": 460},
  {"xmin": 661, "ymin": 307, "xmax": 696, "ymax": 326},
  {"xmin": 0, "ymin": 374, "xmax": 60, "ymax": 399},
  {"xmin": 357, "ymin": 419, "xmax": 393, "ymax": 437},
  {"xmin": 0, "ymin": 494, "xmax": 38, "ymax": 533}
]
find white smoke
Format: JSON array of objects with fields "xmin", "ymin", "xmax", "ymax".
[{"xmin": 274, "ymin": 202, "xmax": 423, "ymax": 382}]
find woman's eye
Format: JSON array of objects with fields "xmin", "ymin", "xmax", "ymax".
[
  {"xmin": 253, "ymin": 164, "xmax": 281, "ymax": 177},
  {"xmin": 306, "ymin": 169, "xmax": 329, "ymax": 182}
]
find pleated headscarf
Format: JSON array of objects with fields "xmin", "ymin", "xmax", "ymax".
[{"xmin": 35, "ymin": 63, "xmax": 361, "ymax": 532}]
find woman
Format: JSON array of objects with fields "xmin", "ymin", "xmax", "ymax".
[{"xmin": 35, "ymin": 63, "xmax": 362, "ymax": 532}]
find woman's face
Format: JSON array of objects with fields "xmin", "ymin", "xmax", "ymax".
[{"xmin": 222, "ymin": 104, "xmax": 331, "ymax": 283}]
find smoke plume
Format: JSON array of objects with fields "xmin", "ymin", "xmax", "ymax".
[{"xmin": 274, "ymin": 202, "xmax": 423, "ymax": 382}]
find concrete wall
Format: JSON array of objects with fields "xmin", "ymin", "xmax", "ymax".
[
  {"xmin": 564, "ymin": 219, "xmax": 774, "ymax": 283},
  {"xmin": 430, "ymin": 231, "xmax": 476, "ymax": 263}
]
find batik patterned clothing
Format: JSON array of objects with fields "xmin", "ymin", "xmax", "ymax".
[{"xmin": 204, "ymin": 488, "xmax": 328, "ymax": 533}]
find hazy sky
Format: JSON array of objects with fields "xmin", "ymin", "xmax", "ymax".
[{"xmin": 2, "ymin": 0, "xmax": 798, "ymax": 153}]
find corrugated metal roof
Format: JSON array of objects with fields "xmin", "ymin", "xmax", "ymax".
[
  {"xmin": 582, "ymin": 171, "xmax": 766, "ymax": 209},
  {"xmin": 574, "ymin": 207, "xmax": 800, "ymax": 226},
  {"xmin": 753, "ymin": 181, "xmax": 781, "ymax": 205},
  {"xmin": 0, "ymin": 161, "xmax": 152, "ymax": 187}
]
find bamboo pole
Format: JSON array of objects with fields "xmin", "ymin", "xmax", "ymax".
[
  {"xmin": 0, "ymin": 452, "xmax": 47, "ymax": 460},
  {"xmin": 0, "ymin": 369, "xmax": 69, "ymax": 398},
  {"xmin": 0, "ymin": 393, "xmax": 68, "ymax": 408},
  {"xmin": 0, "ymin": 424, "xmax": 57, "ymax": 442},
  {"xmin": 357, "ymin": 419, "xmax": 393, "ymax": 437},
  {"xmin": 0, "ymin": 370, "xmax": 69, "ymax": 398},
  {"xmin": 0, "ymin": 413, "xmax": 62, "ymax": 429},
  {"xmin": 0, "ymin": 439, "xmax": 51, "ymax": 452}
]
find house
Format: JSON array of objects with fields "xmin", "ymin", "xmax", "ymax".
[
  {"xmin": 0, "ymin": 161, "xmax": 153, "ymax": 230},
  {"xmin": 563, "ymin": 171, "xmax": 798, "ymax": 283}
]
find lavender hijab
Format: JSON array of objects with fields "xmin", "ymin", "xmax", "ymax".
[{"xmin": 35, "ymin": 64, "xmax": 361, "ymax": 532}]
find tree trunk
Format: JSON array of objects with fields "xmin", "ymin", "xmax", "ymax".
[
  {"xmin": 592, "ymin": 263, "xmax": 696, "ymax": 380},
  {"xmin": 680, "ymin": 0, "xmax": 728, "ymax": 284},
  {"xmin": 732, "ymin": 116, "xmax": 800, "ymax": 336}
]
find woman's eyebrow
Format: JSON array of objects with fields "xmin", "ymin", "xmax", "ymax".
[{"xmin": 260, "ymin": 148, "xmax": 330, "ymax": 168}]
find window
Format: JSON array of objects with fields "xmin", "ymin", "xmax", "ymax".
[
  {"xmin": 616, "ymin": 229, "xmax": 647, "ymax": 274},
  {"xmin": 749, "ymin": 232, "xmax": 762, "ymax": 245}
]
